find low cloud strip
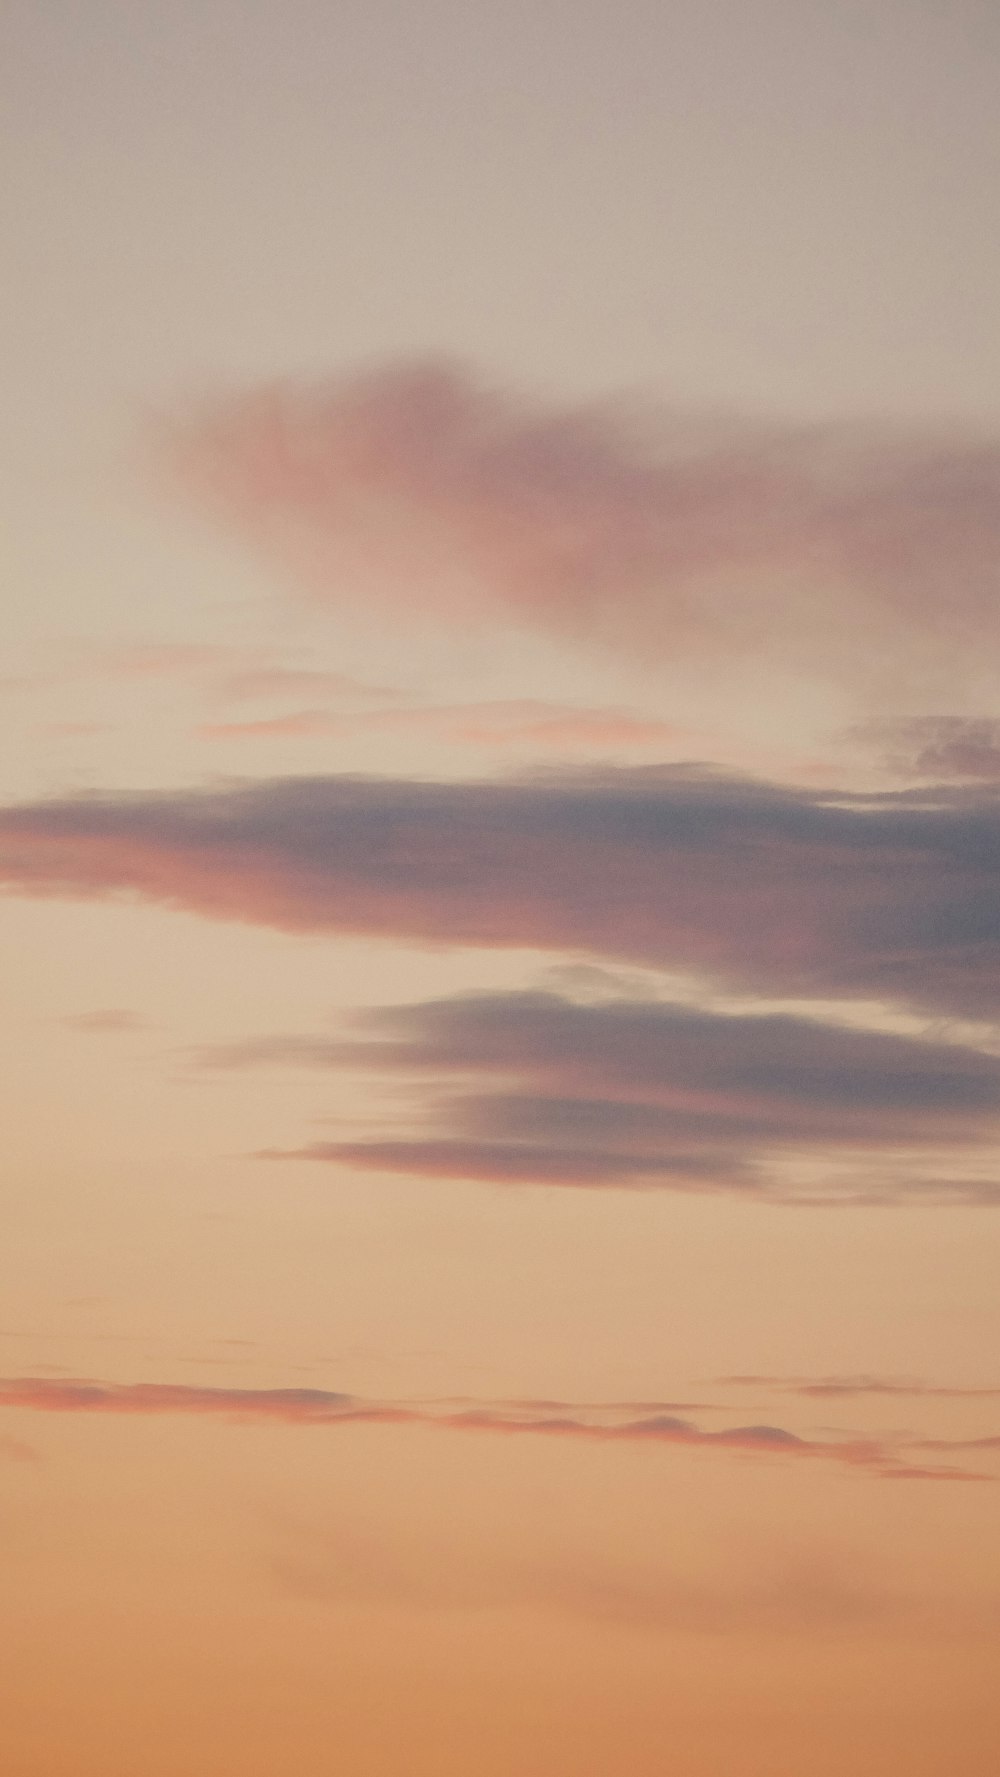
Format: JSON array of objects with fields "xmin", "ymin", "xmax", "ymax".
[{"xmin": 0, "ymin": 1377, "xmax": 985, "ymax": 1482}]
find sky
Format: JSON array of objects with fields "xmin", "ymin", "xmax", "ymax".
[{"xmin": 2, "ymin": 3, "xmax": 1000, "ymax": 1772}]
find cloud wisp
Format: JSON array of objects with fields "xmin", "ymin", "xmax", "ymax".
[
  {"xmin": 233, "ymin": 987, "xmax": 1000, "ymax": 1205},
  {"xmin": 0, "ymin": 1377, "xmax": 985, "ymax": 1482},
  {"xmin": 0, "ymin": 1432, "xmax": 38, "ymax": 1463},
  {"xmin": 718, "ymin": 1375, "xmax": 1000, "ymax": 1401},
  {"xmin": 862, "ymin": 718, "xmax": 1000, "ymax": 783},
  {"xmin": 61, "ymin": 1008, "xmax": 146, "ymax": 1034},
  {"xmin": 198, "ymin": 700, "xmax": 685, "ymax": 754},
  {"xmin": 1, "ymin": 769, "xmax": 1000, "ymax": 1017},
  {"xmin": 163, "ymin": 359, "xmax": 1000, "ymax": 696}
]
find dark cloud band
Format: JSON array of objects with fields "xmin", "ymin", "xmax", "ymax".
[{"xmin": 2, "ymin": 768, "xmax": 1000, "ymax": 1016}]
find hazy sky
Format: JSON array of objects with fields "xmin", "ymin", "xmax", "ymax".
[{"xmin": 3, "ymin": 5, "xmax": 1000, "ymax": 1774}]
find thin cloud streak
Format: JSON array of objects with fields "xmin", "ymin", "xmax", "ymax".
[
  {"xmin": 1, "ymin": 769, "xmax": 1000, "ymax": 1016},
  {"xmin": 265, "ymin": 1140, "xmax": 1000, "ymax": 1207},
  {"xmin": 0, "ymin": 1377, "xmax": 985, "ymax": 1482},
  {"xmin": 61, "ymin": 1008, "xmax": 146, "ymax": 1034},
  {"xmin": 719, "ymin": 1375, "xmax": 1000, "ymax": 1401},
  {"xmin": 265, "ymin": 1138, "xmax": 761, "ymax": 1196},
  {"xmin": 198, "ymin": 700, "xmax": 684, "ymax": 752}
]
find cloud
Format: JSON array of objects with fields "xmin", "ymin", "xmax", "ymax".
[
  {"xmin": 863, "ymin": 718, "xmax": 1000, "ymax": 783},
  {"xmin": 0, "ymin": 1376, "xmax": 983, "ymax": 1481},
  {"xmin": 236, "ymin": 986, "xmax": 1000, "ymax": 1204},
  {"xmin": 97, "ymin": 643, "xmax": 232, "ymax": 679},
  {"xmin": 266, "ymin": 1512, "xmax": 931, "ymax": 1638},
  {"xmin": 269, "ymin": 1137, "xmax": 759, "ymax": 1195},
  {"xmin": 718, "ymin": 1375, "xmax": 1000, "ymax": 1400},
  {"xmin": 61, "ymin": 1008, "xmax": 146, "ymax": 1034},
  {"xmin": 198, "ymin": 700, "xmax": 684, "ymax": 753},
  {"xmin": 1, "ymin": 769, "xmax": 1000, "ymax": 1017},
  {"xmin": 163, "ymin": 359, "xmax": 1000, "ymax": 694},
  {"xmin": 212, "ymin": 665, "xmax": 399, "ymax": 705},
  {"xmin": 0, "ymin": 1432, "xmax": 38, "ymax": 1463},
  {"xmin": 68, "ymin": 643, "xmax": 397, "ymax": 707}
]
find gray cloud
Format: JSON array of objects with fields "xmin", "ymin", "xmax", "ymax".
[
  {"xmin": 863, "ymin": 718, "xmax": 1000, "ymax": 783},
  {"xmin": 2, "ymin": 768, "xmax": 1000, "ymax": 1017},
  {"xmin": 241, "ymin": 986, "xmax": 1000, "ymax": 1205}
]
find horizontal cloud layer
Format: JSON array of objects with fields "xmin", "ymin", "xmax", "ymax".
[
  {"xmin": 164, "ymin": 361, "xmax": 1000, "ymax": 694},
  {"xmin": 235, "ymin": 987, "xmax": 1000, "ymax": 1204},
  {"xmin": 0, "ymin": 1377, "xmax": 983, "ymax": 1482},
  {"xmin": 2, "ymin": 769, "xmax": 1000, "ymax": 1016}
]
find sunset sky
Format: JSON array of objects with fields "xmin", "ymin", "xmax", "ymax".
[{"xmin": 3, "ymin": 4, "xmax": 1000, "ymax": 1773}]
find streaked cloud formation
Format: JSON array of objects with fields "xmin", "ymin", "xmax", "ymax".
[
  {"xmin": 226, "ymin": 986, "xmax": 1000, "ymax": 1204},
  {"xmin": 165, "ymin": 360, "xmax": 1000, "ymax": 692},
  {"xmin": 2, "ymin": 769, "xmax": 999, "ymax": 1017},
  {"xmin": 0, "ymin": 1376, "xmax": 985, "ymax": 1482}
]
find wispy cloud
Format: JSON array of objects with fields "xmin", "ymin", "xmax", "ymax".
[
  {"xmin": 211, "ymin": 665, "xmax": 399, "ymax": 705},
  {"xmin": 862, "ymin": 718, "xmax": 1000, "ymax": 783},
  {"xmin": 718, "ymin": 1374, "xmax": 1000, "ymax": 1401},
  {"xmin": 1, "ymin": 769, "xmax": 1000, "ymax": 1017},
  {"xmin": 163, "ymin": 359, "xmax": 1000, "ymax": 697},
  {"xmin": 198, "ymin": 700, "xmax": 684, "ymax": 753},
  {"xmin": 265, "ymin": 1513, "xmax": 944, "ymax": 1638},
  {"xmin": 0, "ymin": 1432, "xmax": 38, "ymax": 1463},
  {"xmin": 61, "ymin": 1008, "xmax": 146, "ymax": 1034},
  {"xmin": 0, "ymin": 1376, "xmax": 984, "ymax": 1481}
]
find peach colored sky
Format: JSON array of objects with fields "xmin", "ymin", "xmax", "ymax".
[{"xmin": 3, "ymin": 4, "xmax": 1000, "ymax": 1773}]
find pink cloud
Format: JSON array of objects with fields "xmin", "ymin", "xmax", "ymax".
[
  {"xmin": 0, "ymin": 1376, "xmax": 984, "ymax": 1481},
  {"xmin": 213, "ymin": 665, "xmax": 399, "ymax": 704},
  {"xmin": 0, "ymin": 1432, "xmax": 38, "ymax": 1463},
  {"xmin": 162, "ymin": 359, "xmax": 1000, "ymax": 691},
  {"xmin": 198, "ymin": 700, "xmax": 684, "ymax": 751}
]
